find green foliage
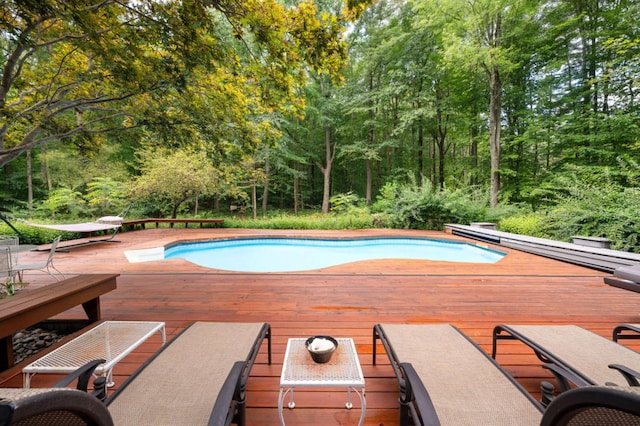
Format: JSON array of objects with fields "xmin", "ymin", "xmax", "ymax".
[
  {"xmin": 85, "ymin": 177, "xmax": 128, "ymax": 217},
  {"xmin": 223, "ymin": 210, "xmax": 375, "ymax": 230},
  {"xmin": 1, "ymin": 0, "xmax": 366, "ymax": 167},
  {"xmin": 0, "ymin": 221, "xmax": 74, "ymax": 245},
  {"xmin": 371, "ymin": 182, "xmax": 399, "ymax": 214},
  {"xmin": 329, "ymin": 192, "xmax": 373, "ymax": 228},
  {"xmin": 539, "ymin": 182, "xmax": 640, "ymax": 252},
  {"xmin": 497, "ymin": 214, "xmax": 549, "ymax": 238},
  {"xmin": 37, "ymin": 188, "xmax": 86, "ymax": 218},
  {"xmin": 130, "ymin": 149, "xmax": 218, "ymax": 218},
  {"xmin": 3, "ymin": 0, "xmax": 640, "ymax": 256},
  {"xmin": 329, "ymin": 192, "xmax": 362, "ymax": 213},
  {"xmin": 374, "ymin": 179, "xmax": 489, "ymax": 230}
]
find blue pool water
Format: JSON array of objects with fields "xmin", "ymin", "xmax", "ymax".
[{"xmin": 164, "ymin": 238, "xmax": 505, "ymax": 272}]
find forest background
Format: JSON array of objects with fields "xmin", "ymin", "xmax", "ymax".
[{"xmin": 1, "ymin": 0, "xmax": 639, "ymax": 252}]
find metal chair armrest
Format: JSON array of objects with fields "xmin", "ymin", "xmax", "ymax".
[
  {"xmin": 398, "ymin": 362, "xmax": 441, "ymax": 426},
  {"xmin": 542, "ymin": 363, "xmax": 591, "ymax": 391},
  {"xmin": 53, "ymin": 359, "xmax": 107, "ymax": 400},
  {"xmin": 208, "ymin": 361, "xmax": 246, "ymax": 426},
  {"xmin": 609, "ymin": 364, "xmax": 640, "ymax": 386}
]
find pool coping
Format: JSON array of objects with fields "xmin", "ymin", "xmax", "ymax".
[{"xmin": 125, "ymin": 236, "xmax": 506, "ymax": 268}]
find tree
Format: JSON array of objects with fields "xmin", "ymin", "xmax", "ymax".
[
  {"xmin": 129, "ymin": 149, "xmax": 218, "ymax": 218},
  {"xmin": 340, "ymin": 0, "xmax": 405, "ymax": 204},
  {"xmin": 0, "ymin": 0, "xmax": 365, "ymax": 168},
  {"xmin": 411, "ymin": 0, "xmax": 535, "ymax": 207},
  {"xmin": 317, "ymin": 75, "xmax": 339, "ymax": 213}
]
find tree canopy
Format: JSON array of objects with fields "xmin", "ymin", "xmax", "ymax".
[{"xmin": 0, "ymin": 0, "xmax": 359, "ymax": 166}]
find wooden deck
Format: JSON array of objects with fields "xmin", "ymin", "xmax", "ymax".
[{"xmin": 1, "ymin": 228, "xmax": 638, "ymax": 425}]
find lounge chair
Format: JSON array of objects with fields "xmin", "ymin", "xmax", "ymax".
[
  {"xmin": 373, "ymin": 324, "xmax": 544, "ymax": 425},
  {"xmin": 0, "ymin": 359, "xmax": 111, "ymax": 425},
  {"xmin": 613, "ymin": 323, "xmax": 640, "ymax": 342},
  {"xmin": 492, "ymin": 324, "xmax": 640, "ymax": 393},
  {"xmin": 14, "ymin": 235, "xmax": 64, "ymax": 281},
  {"xmin": 540, "ymin": 385, "xmax": 640, "ymax": 425},
  {"xmin": 106, "ymin": 321, "xmax": 271, "ymax": 426},
  {"xmin": 604, "ymin": 263, "xmax": 640, "ymax": 293},
  {"xmin": 399, "ymin": 363, "xmax": 640, "ymax": 426},
  {"xmin": 26, "ymin": 205, "xmax": 130, "ymax": 251}
]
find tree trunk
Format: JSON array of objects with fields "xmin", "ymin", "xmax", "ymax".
[
  {"xmin": 417, "ymin": 119, "xmax": 424, "ymax": 182},
  {"xmin": 437, "ymin": 132, "xmax": 446, "ymax": 189},
  {"xmin": 489, "ymin": 64, "xmax": 502, "ymax": 208},
  {"xmin": 41, "ymin": 146, "xmax": 52, "ymax": 191},
  {"xmin": 435, "ymin": 87, "xmax": 447, "ymax": 189},
  {"xmin": 293, "ymin": 162, "xmax": 299, "ymax": 214},
  {"xmin": 252, "ymin": 179, "xmax": 257, "ymax": 219},
  {"xmin": 469, "ymin": 131, "xmax": 478, "ymax": 185},
  {"xmin": 262, "ymin": 160, "xmax": 270, "ymax": 214},
  {"xmin": 26, "ymin": 149, "xmax": 33, "ymax": 210},
  {"xmin": 485, "ymin": 13, "xmax": 503, "ymax": 208},
  {"xmin": 366, "ymin": 71, "xmax": 374, "ymax": 205},
  {"xmin": 321, "ymin": 125, "xmax": 332, "ymax": 213},
  {"xmin": 365, "ymin": 158, "xmax": 372, "ymax": 206},
  {"xmin": 318, "ymin": 76, "xmax": 334, "ymax": 214}
]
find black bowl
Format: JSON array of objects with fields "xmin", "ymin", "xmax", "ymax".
[{"xmin": 305, "ymin": 336, "xmax": 338, "ymax": 364}]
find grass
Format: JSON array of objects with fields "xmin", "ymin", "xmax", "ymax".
[{"xmin": 221, "ymin": 210, "xmax": 379, "ymax": 230}]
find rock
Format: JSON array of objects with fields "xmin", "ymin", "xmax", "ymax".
[{"xmin": 12, "ymin": 327, "xmax": 72, "ymax": 364}]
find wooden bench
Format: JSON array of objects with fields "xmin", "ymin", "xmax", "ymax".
[
  {"xmin": 0, "ymin": 274, "xmax": 118, "ymax": 370},
  {"xmin": 122, "ymin": 218, "xmax": 224, "ymax": 230}
]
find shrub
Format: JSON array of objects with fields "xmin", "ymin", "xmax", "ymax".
[
  {"xmin": 37, "ymin": 188, "xmax": 86, "ymax": 218},
  {"xmin": 0, "ymin": 221, "xmax": 76, "ymax": 245},
  {"xmin": 540, "ymin": 183, "xmax": 640, "ymax": 252},
  {"xmin": 498, "ymin": 214, "xmax": 549, "ymax": 238},
  {"xmin": 375, "ymin": 179, "xmax": 489, "ymax": 230}
]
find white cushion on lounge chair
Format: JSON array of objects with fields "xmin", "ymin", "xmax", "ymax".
[{"xmin": 96, "ymin": 216, "xmax": 125, "ymax": 225}]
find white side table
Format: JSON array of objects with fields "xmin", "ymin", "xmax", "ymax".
[
  {"xmin": 23, "ymin": 321, "xmax": 165, "ymax": 388},
  {"xmin": 278, "ymin": 337, "xmax": 366, "ymax": 425}
]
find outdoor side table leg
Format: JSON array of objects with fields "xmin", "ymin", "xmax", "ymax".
[
  {"xmin": 346, "ymin": 387, "xmax": 366, "ymax": 425},
  {"xmin": 356, "ymin": 387, "xmax": 366, "ymax": 426},
  {"xmin": 277, "ymin": 387, "xmax": 285, "ymax": 426},
  {"xmin": 278, "ymin": 386, "xmax": 294, "ymax": 426},
  {"xmin": 288, "ymin": 387, "xmax": 295, "ymax": 408}
]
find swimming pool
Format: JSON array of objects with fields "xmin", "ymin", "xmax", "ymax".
[{"xmin": 163, "ymin": 237, "xmax": 505, "ymax": 272}]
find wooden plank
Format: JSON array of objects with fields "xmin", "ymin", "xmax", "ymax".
[
  {"xmin": 0, "ymin": 274, "xmax": 118, "ymax": 370},
  {"xmin": 0, "ymin": 274, "xmax": 119, "ymax": 336},
  {"xmin": 0, "ymin": 228, "xmax": 633, "ymax": 425}
]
